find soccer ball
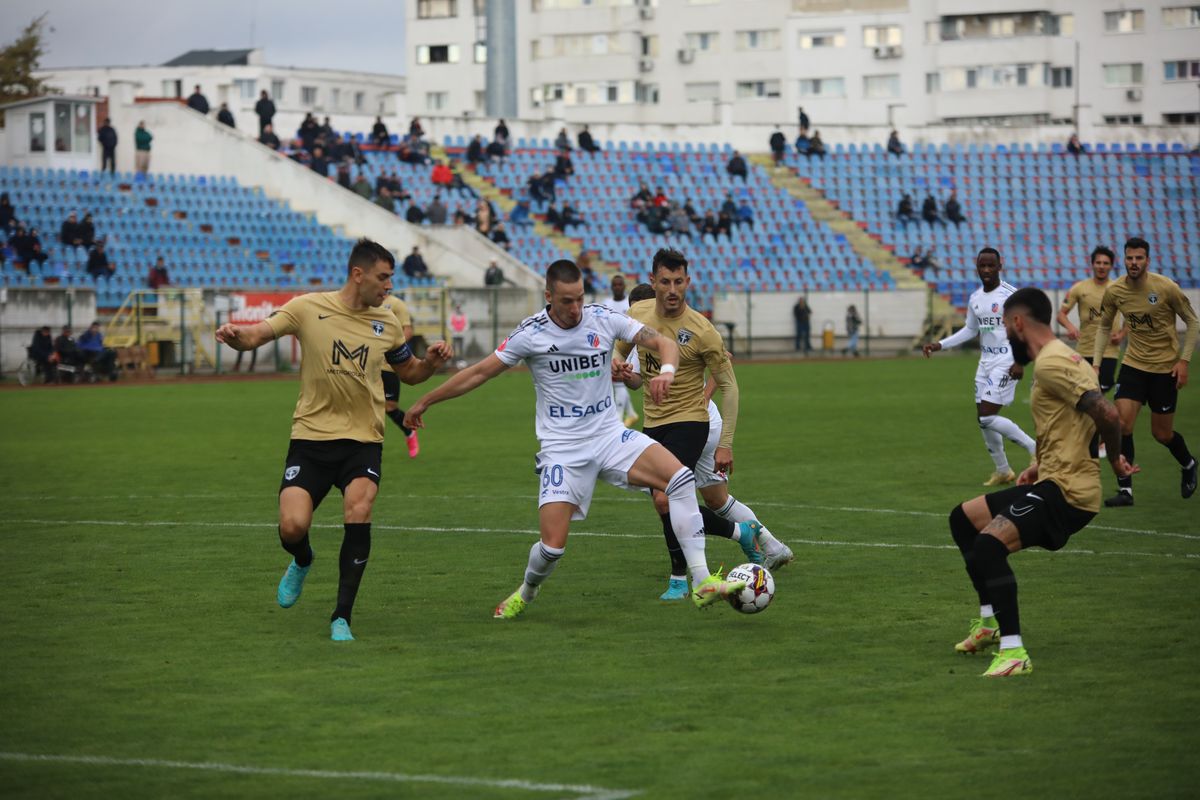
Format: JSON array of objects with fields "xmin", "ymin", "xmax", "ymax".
[{"xmin": 725, "ymin": 563, "xmax": 775, "ymax": 614}]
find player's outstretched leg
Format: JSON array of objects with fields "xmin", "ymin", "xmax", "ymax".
[
  {"xmin": 972, "ymin": 531, "xmax": 1031, "ymax": 677},
  {"xmin": 658, "ymin": 468, "xmax": 747, "ymax": 608},
  {"xmin": 657, "ymin": 513, "xmax": 691, "ymax": 600},
  {"xmin": 978, "ymin": 416, "xmax": 1016, "ymax": 486},
  {"xmin": 1153, "ymin": 423, "xmax": 1196, "ymax": 499},
  {"xmin": 948, "ymin": 504, "xmax": 999, "ymax": 654},
  {"xmin": 329, "ymin": 522, "xmax": 371, "ymax": 639},
  {"xmin": 710, "ymin": 493, "xmax": 794, "ymax": 570},
  {"xmin": 276, "ymin": 491, "xmax": 315, "ymax": 609},
  {"xmin": 497, "ymin": 505, "xmax": 569, "ymax": 619}
]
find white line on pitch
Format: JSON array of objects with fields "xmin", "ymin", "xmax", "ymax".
[
  {"xmin": 3, "ymin": 519, "xmax": 1197, "ymax": 560},
  {"xmin": 0, "ymin": 752, "xmax": 639, "ymax": 800}
]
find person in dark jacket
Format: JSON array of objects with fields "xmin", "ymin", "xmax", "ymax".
[
  {"xmin": 217, "ymin": 103, "xmax": 236, "ymax": 128},
  {"xmin": 258, "ymin": 124, "xmax": 281, "ymax": 150},
  {"xmin": 726, "ymin": 151, "xmax": 748, "ymax": 181},
  {"xmin": 60, "ymin": 213, "xmax": 83, "ymax": 247},
  {"xmin": 887, "ymin": 129, "xmax": 905, "ymax": 157},
  {"xmin": 186, "ymin": 85, "xmax": 209, "ymax": 115},
  {"xmin": 255, "ymin": 90, "xmax": 275, "ymax": 134},
  {"xmin": 577, "ymin": 125, "xmax": 600, "ymax": 153},
  {"xmin": 87, "ymin": 240, "xmax": 114, "ymax": 280},
  {"xmin": 148, "ymin": 256, "xmax": 170, "ymax": 289},
  {"xmin": 922, "ymin": 193, "xmax": 943, "ymax": 226},
  {"xmin": 29, "ymin": 325, "xmax": 55, "ymax": 382},
  {"xmin": 945, "ymin": 192, "xmax": 966, "ymax": 226},
  {"xmin": 54, "ymin": 325, "xmax": 81, "ymax": 370},
  {"xmin": 405, "ymin": 201, "xmax": 426, "ymax": 224},
  {"xmin": 402, "ymin": 247, "xmax": 429, "ymax": 278},
  {"xmin": 798, "ymin": 106, "xmax": 810, "ymax": 134},
  {"xmin": 466, "ymin": 135, "xmax": 485, "ymax": 164},
  {"xmin": 769, "ymin": 127, "xmax": 787, "ymax": 165},
  {"xmin": 97, "ymin": 118, "xmax": 118, "ymax": 173},
  {"xmin": 79, "ymin": 213, "xmax": 96, "ymax": 248},
  {"xmin": 494, "ymin": 119, "xmax": 509, "ymax": 141},
  {"xmin": 372, "ymin": 116, "xmax": 389, "ymax": 147}
]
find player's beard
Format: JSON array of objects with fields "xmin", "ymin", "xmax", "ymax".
[{"xmin": 1010, "ymin": 336, "xmax": 1033, "ymax": 366}]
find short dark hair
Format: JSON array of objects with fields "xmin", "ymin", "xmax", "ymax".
[
  {"xmin": 1003, "ymin": 287, "xmax": 1052, "ymax": 325},
  {"xmin": 1124, "ymin": 237, "xmax": 1150, "ymax": 257},
  {"xmin": 629, "ymin": 283, "xmax": 656, "ymax": 304},
  {"xmin": 1090, "ymin": 245, "xmax": 1115, "ymax": 265},
  {"xmin": 546, "ymin": 259, "xmax": 581, "ymax": 288},
  {"xmin": 977, "ymin": 247, "xmax": 1001, "ymax": 261},
  {"xmin": 347, "ymin": 238, "xmax": 394, "ymax": 276},
  {"xmin": 652, "ymin": 248, "xmax": 688, "ymax": 274}
]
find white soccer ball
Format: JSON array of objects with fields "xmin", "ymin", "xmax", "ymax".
[{"xmin": 725, "ymin": 563, "xmax": 775, "ymax": 614}]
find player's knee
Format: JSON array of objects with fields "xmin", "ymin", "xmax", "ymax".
[
  {"xmin": 345, "ymin": 500, "xmax": 373, "ymax": 522},
  {"xmin": 977, "ymin": 414, "xmax": 997, "ymax": 430},
  {"xmin": 652, "ymin": 492, "xmax": 670, "ymax": 514},
  {"xmin": 1152, "ymin": 427, "xmax": 1174, "ymax": 445},
  {"xmin": 972, "ymin": 532, "xmax": 1011, "ymax": 566},
  {"xmin": 278, "ymin": 517, "xmax": 308, "ymax": 542},
  {"xmin": 665, "ymin": 467, "xmax": 696, "ymax": 501}
]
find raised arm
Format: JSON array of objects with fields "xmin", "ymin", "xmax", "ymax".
[
  {"xmin": 924, "ymin": 305, "xmax": 978, "ymax": 356},
  {"xmin": 215, "ymin": 320, "xmax": 276, "ymax": 351},
  {"xmin": 628, "ymin": 325, "xmax": 678, "ymax": 405},
  {"xmin": 404, "ymin": 353, "xmax": 510, "ymax": 429}
]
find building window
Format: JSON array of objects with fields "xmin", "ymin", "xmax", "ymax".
[
  {"xmin": 1104, "ymin": 10, "xmax": 1144, "ymax": 33},
  {"xmin": 301, "ymin": 86, "xmax": 318, "ymax": 106},
  {"xmin": 531, "ymin": 40, "xmax": 541, "ymax": 60},
  {"xmin": 271, "ymin": 79, "xmax": 284, "ymax": 100},
  {"xmin": 233, "ymin": 79, "xmax": 255, "ymax": 100},
  {"xmin": 1048, "ymin": 66, "xmax": 1073, "ymax": 88},
  {"xmin": 735, "ymin": 30, "xmax": 781, "ymax": 51},
  {"xmin": 863, "ymin": 74, "xmax": 900, "ymax": 99},
  {"xmin": 1164, "ymin": 59, "xmax": 1200, "ymax": 81},
  {"xmin": 606, "ymin": 82, "xmax": 620, "ymax": 102},
  {"xmin": 1103, "ymin": 63, "xmax": 1144, "ymax": 86},
  {"xmin": 1163, "ymin": 6, "xmax": 1200, "ymax": 27},
  {"xmin": 1164, "ymin": 112, "xmax": 1200, "ymax": 124},
  {"xmin": 1056, "ymin": 14, "xmax": 1074, "ymax": 34},
  {"xmin": 475, "ymin": 90, "xmax": 486, "ymax": 111},
  {"xmin": 417, "ymin": 0, "xmax": 457, "ymax": 18},
  {"xmin": 29, "ymin": 112, "xmax": 46, "ymax": 152},
  {"xmin": 686, "ymin": 32, "xmax": 719, "ymax": 52},
  {"xmin": 862, "ymin": 25, "xmax": 901, "ymax": 47},
  {"xmin": 925, "ymin": 21, "xmax": 940, "ymax": 42},
  {"xmin": 925, "ymin": 72, "xmax": 940, "ymax": 93},
  {"xmin": 736, "ymin": 80, "xmax": 781, "ymax": 99},
  {"xmin": 685, "ymin": 82, "xmax": 720, "ymax": 102},
  {"xmin": 798, "ymin": 77, "xmax": 845, "ymax": 97},
  {"xmin": 425, "ymin": 91, "xmax": 448, "ymax": 111},
  {"xmin": 799, "ymin": 31, "xmax": 845, "ymax": 48},
  {"xmin": 642, "ymin": 35, "xmax": 659, "ymax": 57},
  {"xmin": 417, "ymin": 44, "xmax": 460, "ymax": 64},
  {"xmin": 474, "ymin": 42, "xmax": 487, "ymax": 62},
  {"xmin": 547, "ymin": 33, "xmax": 628, "ymax": 57},
  {"xmin": 162, "ymin": 79, "xmax": 182, "ymax": 98},
  {"xmin": 355, "ymin": 92, "xmax": 365, "ymax": 111},
  {"xmin": 636, "ymin": 83, "xmax": 659, "ymax": 104},
  {"xmin": 1103, "ymin": 114, "xmax": 1143, "ymax": 124},
  {"xmin": 73, "ymin": 102, "xmax": 91, "ymax": 153}
]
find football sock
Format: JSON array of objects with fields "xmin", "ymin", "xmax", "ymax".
[
  {"xmin": 949, "ymin": 505, "xmax": 989, "ymax": 606},
  {"xmin": 980, "ymin": 604, "xmax": 995, "ymax": 619},
  {"xmin": 989, "ymin": 415, "xmax": 1036, "ymax": 455},
  {"xmin": 974, "ymin": 534, "xmax": 1019, "ymax": 638},
  {"xmin": 279, "ymin": 528, "xmax": 313, "ymax": 568},
  {"xmin": 979, "ymin": 422, "xmax": 1010, "ymax": 472},
  {"xmin": 700, "ymin": 506, "xmax": 735, "ymax": 539},
  {"xmin": 1164, "ymin": 433, "xmax": 1194, "ymax": 468},
  {"xmin": 386, "ymin": 407, "xmax": 413, "ymax": 437},
  {"xmin": 715, "ymin": 496, "xmax": 781, "ymax": 550},
  {"xmin": 665, "ymin": 468, "xmax": 710, "ymax": 584},
  {"xmin": 331, "ymin": 523, "xmax": 370, "ymax": 625},
  {"xmin": 659, "ymin": 513, "xmax": 689, "ymax": 577},
  {"xmin": 1118, "ymin": 434, "xmax": 1135, "ymax": 491},
  {"xmin": 520, "ymin": 541, "xmax": 564, "ymax": 602},
  {"xmin": 1000, "ymin": 634, "xmax": 1024, "ymax": 650}
]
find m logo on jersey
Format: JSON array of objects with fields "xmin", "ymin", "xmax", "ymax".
[
  {"xmin": 677, "ymin": 328, "xmax": 694, "ymax": 345},
  {"xmin": 587, "ymin": 332, "xmax": 601, "ymax": 348},
  {"xmin": 1148, "ymin": 293, "xmax": 1158, "ymax": 305},
  {"xmin": 371, "ymin": 321, "xmax": 385, "ymax": 337},
  {"xmin": 331, "ymin": 340, "xmax": 370, "ymax": 370},
  {"xmin": 1127, "ymin": 312, "xmax": 1154, "ymax": 330}
]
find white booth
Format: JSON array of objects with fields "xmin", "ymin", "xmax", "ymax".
[{"xmin": 1, "ymin": 95, "xmax": 103, "ymax": 171}]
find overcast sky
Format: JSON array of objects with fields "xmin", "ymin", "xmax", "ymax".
[{"xmin": 18, "ymin": 0, "xmax": 407, "ymax": 75}]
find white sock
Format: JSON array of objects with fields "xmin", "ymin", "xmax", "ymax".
[
  {"xmin": 1000, "ymin": 634, "xmax": 1023, "ymax": 651},
  {"xmin": 520, "ymin": 541, "xmax": 564, "ymax": 601},
  {"xmin": 716, "ymin": 496, "xmax": 783, "ymax": 555},
  {"xmin": 666, "ymin": 468, "xmax": 709, "ymax": 583},
  {"xmin": 980, "ymin": 426, "xmax": 1010, "ymax": 472},
  {"xmin": 989, "ymin": 415, "xmax": 1036, "ymax": 455},
  {"xmin": 980, "ymin": 604, "xmax": 995, "ymax": 619},
  {"xmin": 669, "ymin": 574, "xmax": 687, "ymax": 583}
]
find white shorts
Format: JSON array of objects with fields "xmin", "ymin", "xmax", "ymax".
[
  {"xmin": 974, "ymin": 360, "xmax": 1019, "ymax": 406},
  {"xmin": 695, "ymin": 402, "xmax": 727, "ymax": 489},
  {"xmin": 536, "ymin": 426, "xmax": 657, "ymax": 520}
]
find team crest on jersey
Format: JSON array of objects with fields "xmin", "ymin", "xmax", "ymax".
[
  {"xmin": 991, "ymin": 303, "xmax": 1000, "ymax": 313},
  {"xmin": 622, "ymin": 429, "xmax": 636, "ymax": 442},
  {"xmin": 677, "ymin": 328, "xmax": 694, "ymax": 345},
  {"xmin": 371, "ymin": 321, "xmax": 385, "ymax": 336},
  {"xmin": 285, "ymin": 466, "xmax": 300, "ymax": 480},
  {"xmin": 1148, "ymin": 293, "xmax": 1158, "ymax": 305},
  {"xmin": 587, "ymin": 332, "xmax": 601, "ymax": 348}
]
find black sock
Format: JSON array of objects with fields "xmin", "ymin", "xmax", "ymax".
[
  {"xmin": 279, "ymin": 528, "xmax": 313, "ymax": 568},
  {"xmin": 974, "ymin": 535, "xmax": 1019, "ymax": 638},
  {"xmin": 1164, "ymin": 432, "xmax": 1194, "ymax": 468},
  {"xmin": 386, "ymin": 407, "xmax": 412, "ymax": 436},
  {"xmin": 1118, "ymin": 434, "xmax": 1135, "ymax": 490},
  {"xmin": 699, "ymin": 506, "xmax": 735, "ymax": 539},
  {"xmin": 660, "ymin": 512, "xmax": 688, "ymax": 576},
  {"xmin": 332, "ymin": 523, "xmax": 371, "ymax": 624},
  {"xmin": 949, "ymin": 505, "xmax": 989, "ymax": 606}
]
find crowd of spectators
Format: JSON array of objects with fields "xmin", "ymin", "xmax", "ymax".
[
  {"xmin": 895, "ymin": 191, "xmax": 966, "ymax": 227},
  {"xmin": 629, "ymin": 184, "xmax": 752, "ymax": 239},
  {"xmin": 26, "ymin": 321, "xmax": 117, "ymax": 383}
]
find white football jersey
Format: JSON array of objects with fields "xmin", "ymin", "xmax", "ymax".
[
  {"xmin": 496, "ymin": 304, "xmax": 644, "ymax": 445},
  {"xmin": 602, "ymin": 296, "xmax": 630, "ymax": 314},
  {"xmin": 940, "ymin": 281, "xmax": 1018, "ymax": 366}
]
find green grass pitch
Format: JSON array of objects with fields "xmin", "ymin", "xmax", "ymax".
[{"xmin": 1, "ymin": 355, "xmax": 1197, "ymax": 799}]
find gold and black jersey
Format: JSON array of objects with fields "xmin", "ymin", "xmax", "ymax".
[
  {"xmin": 1032, "ymin": 340, "xmax": 1102, "ymax": 513},
  {"xmin": 265, "ymin": 292, "xmax": 411, "ymax": 443},
  {"xmin": 1095, "ymin": 273, "xmax": 1198, "ymax": 373},
  {"xmin": 1062, "ymin": 278, "xmax": 1121, "ymax": 360}
]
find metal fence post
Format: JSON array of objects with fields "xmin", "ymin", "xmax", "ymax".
[{"xmin": 864, "ymin": 287, "xmax": 871, "ymax": 357}]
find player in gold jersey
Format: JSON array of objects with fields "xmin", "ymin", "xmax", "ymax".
[
  {"xmin": 1057, "ymin": 246, "xmax": 1126, "ymax": 393},
  {"xmin": 1092, "ymin": 237, "xmax": 1198, "ymax": 506},
  {"xmin": 216, "ymin": 239, "xmax": 452, "ymax": 641},
  {"xmin": 947, "ymin": 288, "xmax": 1136, "ymax": 677}
]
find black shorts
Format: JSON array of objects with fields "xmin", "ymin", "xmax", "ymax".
[
  {"xmin": 644, "ymin": 421, "xmax": 709, "ymax": 470},
  {"xmin": 381, "ymin": 370, "xmax": 401, "ymax": 403},
  {"xmin": 1115, "ymin": 364, "xmax": 1177, "ymax": 414},
  {"xmin": 984, "ymin": 480, "xmax": 1095, "ymax": 552},
  {"xmin": 279, "ymin": 439, "xmax": 383, "ymax": 510},
  {"xmin": 1098, "ymin": 357, "xmax": 1118, "ymax": 393}
]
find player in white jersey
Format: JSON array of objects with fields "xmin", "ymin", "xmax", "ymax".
[
  {"xmin": 405, "ymin": 260, "xmax": 746, "ymax": 618},
  {"xmin": 923, "ymin": 248, "xmax": 1037, "ymax": 485},
  {"xmin": 601, "ymin": 274, "xmax": 639, "ymax": 427}
]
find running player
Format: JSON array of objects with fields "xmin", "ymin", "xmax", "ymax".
[
  {"xmin": 403, "ymin": 260, "xmax": 746, "ymax": 617},
  {"xmin": 947, "ymin": 288, "xmax": 1136, "ymax": 677},
  {"xmin": 381, "ymin": 293, "xmax": 421, "ymax": 458},
  {"xmin": 1057, "ymin": 246, "xmax": 1126, "ymax": 394},
  {"xmin": 1092, "ymin": 237, "xmax": 1198, "ymax": 506},
  {"xmin": 600, "ymin": 274, "xmax": 639, "ymax": 427},
  {"xmin": 923, "ymin": 248, "xmax": 1036, "ymax": 485},
  {"xmin": 215, "ymin": 239, "xmax": 451, "ymax": 641}
]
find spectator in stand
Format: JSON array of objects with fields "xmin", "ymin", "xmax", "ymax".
[
  {"xmin": 682, "ymin": 197, "xmax": 700, "ymax": 226},
  {"xmin": 809, "ymin": 131, "xmax": 826, "ymax": 158},
  {"xmin": 652, "ymin": 186, "xmax": 669, "ymax": 208},
  {"xmin": 494, "ymin": 119, "xmax": 509, "ymax": 141},
  {"xmin": 486, "ymin": 136, "xmax": 507, "ymax": 161},
  {"xmin": 490, "ymin": 221, "xmax": 510, "ymax": 250},
  {"xmin": 426, "ymin": 195, "xmax": 448, "ymax": 225},
  {"xmin": 510, "ymin": 199, "xmax": 533, "ymax": 228},
  {"xmin": 467, "ymin": 135, "xmax": 485, "ymax": 165},
  {"xmin": 255, "ymin": 90, "xmax": 275, "ymax": 134},
  {"xmin": 372, "ymin": 116, "xmax": 389, "ymax": 147},
  {"xmin": 769, "ymin": 126, "xmax": 787, "ymax": 166},
  {"xmin": 720, "ymin": 192, "xmax": 738, "ymax": 220},
  {"xmin": 54, "ymin": 325, "xmax": 81, "ymax": 374},
  {"xmin": 736, "ymin": 197, "xmax": 755, "ymax": 228},
  {"xmin": 78, "ymin": 321, "xmax": 117, "ymax": 379},
  {"xmin": 374, "ymin": 186, "xmax": 395, "ymax": 213},
  {"xmin": 336, "ymin": 161, "xmax": 352, "ymax": 190},
  {"xmin": 475, "ymin": 199, "xmax": 494, "ymax": 235},
  {"xmin": 352, "ymin": 172, "xmax": 372, "ymax": 200},
  {"xmin": 318, "ymin": 116, "xmax": 334, "ymax": 141},
  {"xmin": 29, "ymin": 326, "xmax": 55, "ymax": 383},
  {"xmin": 409, "ymin": 117, "xmax": 424, "ymax": 139},
  {"xmin": 577, "ymin": 125, "xmax": 600, "ymax": 153},
  {"xmin": 0, "ymin": 192, "xmax": 15, "ymax": 231},
  {"xmin": 546, "ymin": 202, "xmax": 564, "ymax": 232},
  {"xmin": 798, "ymin": 106, "xmax": 810, "ymax": 134},
  {"xmin": 259, "ymin": 123, "xmax": 281, "ymax": 150},
  {"xmin": 484, "ymin": 259, "xmax": 506, "ymax": 286},
  {"xmin": 135, "ymin": 121, "xmax": 152, "ymax": 174},
  {"xmin": 431, "ymin": 160, "xmax": 454, "ymax": 187},
  {"xmin": 911, "ymin": 246, "xmax": 929, "ymax": 272},
  {"xmin": 535, "ymin": 170, "xmax": 558, "ymax": 203},
  {"xmin": 644, "ymin": 204, "xmax": 669, "ymax": 235},
  {"xmin": 631, "ymin": 183, "xmax": 653, "ymax": 209},
  {"xmin": 403, "ymin": 247, "xmax": 429, "ymax": 278},
  {"xmin": 405, "ymin": 199, "xmax": 426, "ymax": 224},
  {"xmin": 896, "ymin": 193, "xmax": 917, "ymax": 225},
  {"xmin": 561, "ymin": 202, "xmax": 585, "ymax": 230},
  {"xmin": 1067, "ymin": 133, "xmax": 1086, "ymax": 156},
  {"xmin": 578, "ymin": 252, "xmax": 597, "ymax": 294},
  {"xmin": 726, "ymin": 150, "xmax": 748, "ymax": 181},
  {"xmin": 87, "ymin": 240, "xmax": 114, "ymax": 280},
  {"xmin": 945, "ymin": 192, "xmax": 966, "ymax": 226},
  {"xmin": 288, "ymin": 139, "xmax": 309, "ymax": 166},
  {"xmin": 924, "ymin": 248, "xmax": 941, "ymax": 274},
  {"xmin": 97, "ymin": 118, "xmax": 118, "ymax": 173},
  {"xmin": 887, "ymin": 129, "xmax": 905, "ymax": 157},
  {"xmin": 148, "ymin": 256, "xmax": 170, "ymax": 288},
  {"xmin": 921, "ymin": 192, "xmax": 943, "ymax": 226},
  {"xmin": 668, "ymin": 204, "xmax": 692, "ymax": 238},
  {"xmin": 554, "ymin": 127, "xmax": 572, "ymax": 152},
  {"xmin": 186, "ymin": 85, "xmax": 209, "ymax": 115},
  {"xmin": 60, "ymin": 212, "xmax": 83, "ymax": 248},
  {"xmin": 793, "ymin": 297, "xmax": 812, "ymax": 354},
  {"xmin": 844, "ymin": 305, "xmax": 862, "ymax": 357},
  {"xmin": 217, "ymin": 103, "xmax": 236, "ymax": 128},
  {"xmin": 15, "ymin": 227, "xmax": 48, "ymax": 267},
  {"xmin": 79, "ymin": 213, "xmax": 96, "ymax": 248},
  {"xmin": 449, "ymin": 304, "xmax": 469, "ymax": 358},
  {"xmin": 553, "ymin": 149, "xmax": 574, "ymax": 178},
  {"xmin": 795, "ymin": 131, "xmax": 810, "ymax": 156},
  {"xmin": 716, "ymin": 209, "xmax": 733, "ymax": 238},
  {"xmin": 309, "ymin": 145, "xmax": 330, "ymax": 176},
  {"xmin": 299, "ymin": 113, "xmax": 319, "ymax": 150},
  {"xmin": 700, "ymin": 211, "xmax": 720, "ymax": 238}
]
